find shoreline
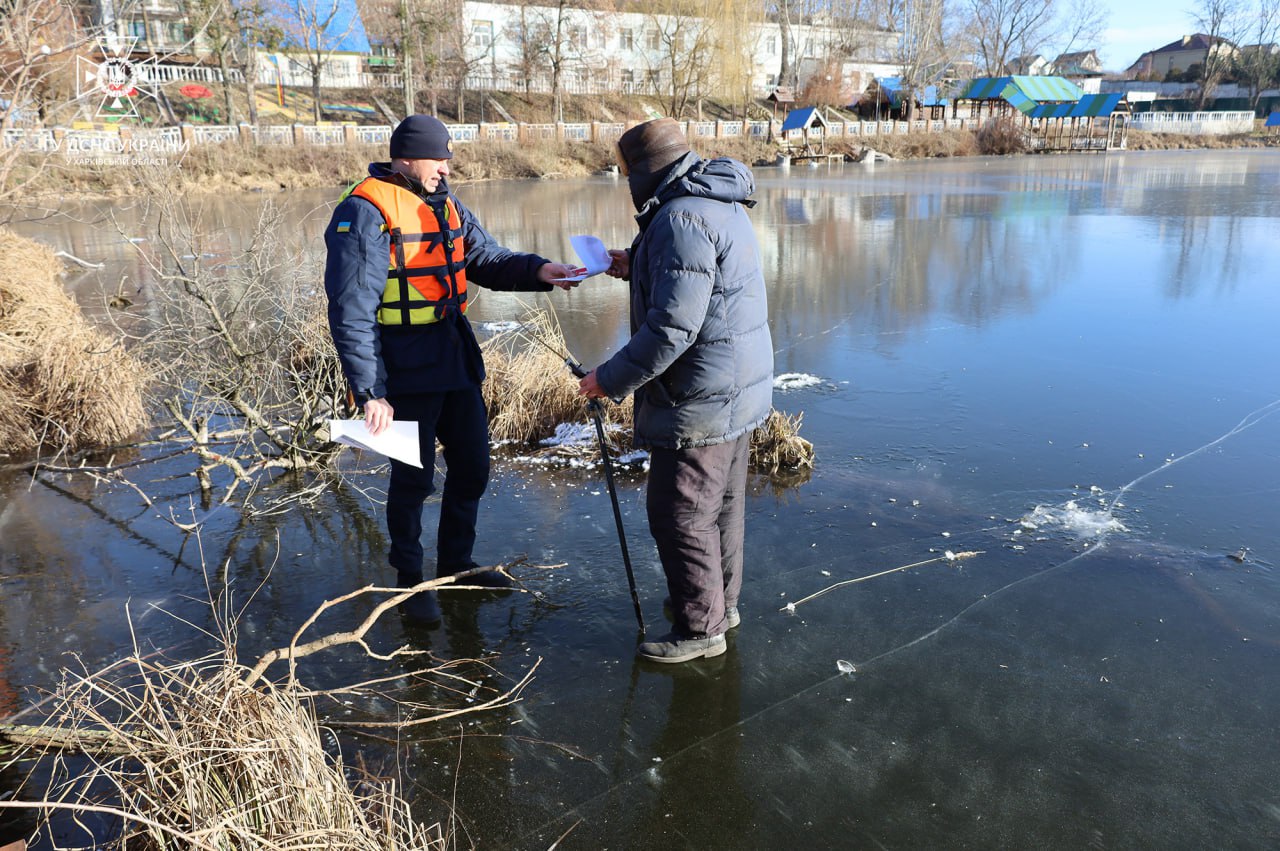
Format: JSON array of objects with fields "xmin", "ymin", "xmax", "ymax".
[{"xmin": 11, "ymin": 129, "xmax": 1278, "ymax": 202}]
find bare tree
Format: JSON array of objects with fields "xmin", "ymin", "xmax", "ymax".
[
  {"xmin": 530, "ymin": 0, "xmax": 573, "ymax": 121},
  {"xmin": 710, "ymin": 0, "xmax": 767, "ymax": 117},
  {"xmin": 1054, "ymin": 0, "xmax": 1107, "ymax": 60},
  {"xmin": 357, "ymin": 0, "xmax": 452, "ymax": 119},
  {"xmin": 0, "ymin": 0, "xmax": 84, "ymax": 208},
  {"xmin": 186, "ymin": 0, "xmax": 244, "ymax": 121},
  {"xmin": 111, "ymin": 184, "xmax": 347, "ymax": 503},
  {"xmin": 268, "ymin": 0, "xmax": 362, "ymax": 123},
  {"xmin": 1192, "ymin": 0, "xmax": 1246, "ymax": 108},
  {"xmin": 1234, "ymin": 0, "xmax": 1280, "ymax": 109},
  {"xmin": 430, "ymin": 0, "xmax": 492, "ymax": 122},
  {"xmin": 229, "ymin": 0, "xmax": 284, "ymax": 125},
  {"xmin": 779, "ymin": 0, "xmax": 798, "ymax": 89},
  {"xmin": 964, "ymin": 0, "xmax": 1056, "ymax": 76},
  {"xmin": 644, "ymin": 1, "xmax": 716, "ymax": 117},
  {"xmin": 892, "ymin": 0, "xmax": 949, "ymax": 117}
]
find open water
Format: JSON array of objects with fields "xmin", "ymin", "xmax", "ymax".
[{"xmin": 2, "ymin": 150, "xmax": 1279, "ymax": 848}]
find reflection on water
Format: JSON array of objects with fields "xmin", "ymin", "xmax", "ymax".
[{"xmin": 3, "ymin": 150, "xmax": 1280, "ymax": 848}]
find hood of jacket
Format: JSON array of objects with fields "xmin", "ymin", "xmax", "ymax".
[{"xmin": 634, "ymin": 152, "xmax": 756, "ymax": 228}]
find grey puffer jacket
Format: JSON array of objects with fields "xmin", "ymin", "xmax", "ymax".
[{"xmin": 596, "ymin": 152, "xmax": 773, "ymax": 450}]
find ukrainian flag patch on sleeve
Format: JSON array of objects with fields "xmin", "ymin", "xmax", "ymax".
[{"xmin": 335, "ymin": 221, "xmax": 351, "ymax": 233}]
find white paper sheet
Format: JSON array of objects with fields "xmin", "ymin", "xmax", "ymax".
[
  {"xmin": 328, "ymin": 419, "xmax": 422, "ymax": 467},
  {"xmin": 552, "ymin": 234, "xmax": 613, "ymax": 282}
]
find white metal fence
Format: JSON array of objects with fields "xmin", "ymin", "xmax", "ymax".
[
  {"xmin": 140, "ymin": 64, "xmax": 244, "ymax": 86},
  {"xmin": 0, "ymin": 117, "xmax": 1010, "ymax": 153},
  {"xmin": 5, "ymin": 112, "xmax": 1251, "ymax": 154},
  {"xmin": 1129, "ymin": 111, "xmax": 1255, "ymax": 135}
]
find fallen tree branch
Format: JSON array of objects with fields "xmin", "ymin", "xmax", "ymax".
[{"xmin": 243, "ymin": 559, "xmax": 531, "ymax": 687}]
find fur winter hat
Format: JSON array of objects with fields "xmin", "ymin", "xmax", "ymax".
[{"xmin": 616, "ymin": 118, "xmax": 691, "ymax": 175}]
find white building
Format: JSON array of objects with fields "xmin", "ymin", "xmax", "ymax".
[
  {"xmin": 459, "ymin": 1, "xmax": 898, "ymax": 100},
  {"xmin": 76, "ymin": 0, "xmax": 900, "ymax": 100}
]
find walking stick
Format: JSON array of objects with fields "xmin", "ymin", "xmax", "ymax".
[
  {"xmin": 568, "ymin": 362, "xmax": 646, "ymax": 635},
  {"xmin": 517, "ymin": 330, "xmax": 646, "ymax": 633}
]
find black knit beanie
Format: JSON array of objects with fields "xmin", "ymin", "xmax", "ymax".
[{"xmin": 390, "ymin": 115, "xmax": 454, "ymax": 159}]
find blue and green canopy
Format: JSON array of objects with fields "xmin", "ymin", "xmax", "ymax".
[{"xmin": 961, "ymin": 76, "xmax": 1083, "ymax": 103}]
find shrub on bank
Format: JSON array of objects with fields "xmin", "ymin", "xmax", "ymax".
[{"xmin": 975, "ymin": 117, "xmax": 1031, "ymax": 155}]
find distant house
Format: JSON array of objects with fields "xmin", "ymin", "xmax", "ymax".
[
  {"xmin": 1004, "ymin": 54, "xmax": 1052, "ymax": 76},
  {"xmin": 1053, "ymin": 50, "xmax": 1104, "ymax": 77},
  {"xmin": 1126, "ymin": 34, "xmax": 1239, "ymax": 80},
  {"xmin": 1237, "ymin": 42, "xmax": 1280, "ymax": 62}
]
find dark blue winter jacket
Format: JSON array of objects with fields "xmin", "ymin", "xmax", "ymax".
[
  {"xmin": 595, "ymin": 153, "xmax": 774, "ymax": 449},
  {"xmin": 323, "ymin": 163, "xmax": 552, "ymax": 400}
]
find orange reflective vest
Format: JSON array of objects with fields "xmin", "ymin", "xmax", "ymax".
[{"xmin": 347, "ymin": 176, "xmax": 467, "ymax": 326}]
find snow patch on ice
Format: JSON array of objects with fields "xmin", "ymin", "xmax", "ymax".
[
  {"xmin": 774, "ymin": 372, "xmax": 823, "ymax": 391},
  {"xmin": 540, "ymin": 422, "xmax": 597, "ymax": 447},
  {"xmin": 477, "ymin": 320, "xmax": 522, "ymax": 333},
  {"xmin": 1021, "ymin": 500, "xmax": 1127, "ymax": 540}
]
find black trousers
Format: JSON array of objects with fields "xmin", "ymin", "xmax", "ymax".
[
  {"xmin": 385, "ymin": 387, "xmax": 490, "ymax": 580},
  {"xmin": 646, "ymin": 433, "xmax": 751, "ymax": 638}
]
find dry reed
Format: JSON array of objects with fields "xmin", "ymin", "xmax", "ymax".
[
  {"xmin": 11, "ymin": 645, "xmax": 443, "ymax": 850},
  {"xmin": 479, "ymin": 310, "xmax": 815, "ymax": 477},
  {"xmin": 750, "ymin": 409, "xmax": 815, "ymax": 475},
  {"xmin": 0, "ymin": 566, "xmax": 552, "ymax": 849},
  {"xmin": 0, "ymin": 230, "xmax": 147, "ymax": 456},
  {"xmin": 479, "ymin": 310, "xmax": 631, "ymax": 445}
]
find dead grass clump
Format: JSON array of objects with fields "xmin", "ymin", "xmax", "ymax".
[
  {"xmin": 479, "ymin": 310, "xmax": 630, "ymax": 444},
  {"xmin": 975, "ymin": 117, "xmax": 1030, "ymax": 156},
  {"xmin": 15, "ymin": 648, "xmax": 441, "ymax": 849},
  {"xmin": 860, "ymin": 129, "xmax": 979, "ymax": 159},
  {"xmin": 1, "ymin": 566, "xmax": 548, "ymax": 848},
  {"xmin": 0, "ymin": 230, "xmax": 147, "ymax": 455},
  {"xmin": 750, "ymin": 409, "xmax": 815, "ymax": 475},
  {"xmin": 1123, "ymin": 129, "xmax": 1267, "ymax": 151},
  {"xmin": 451, "ymin": 138, "xmax": 612, "ymax": 181}
]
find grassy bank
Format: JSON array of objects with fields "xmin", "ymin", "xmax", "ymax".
[
  {"xmin": 11, "ymin": 125, "xmax": 1279, "ymax": 201},
  {"xmin": 14, "ymin": 135, "xmax": 777, "ymax": 198}
]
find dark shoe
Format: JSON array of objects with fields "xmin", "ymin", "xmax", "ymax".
[
  {"xmin": 438, "ymin": 561, "xmax": 513, "ymax": 589},
  {"xmin": 396, "ymin": 575, "xmax": 442, "ymax": 624},
  {"xmin": 663, "ymin": 596, "xmax": 740, "ymax": 630},
  {"xmin": 637, "ymin": 631, "xmax": 727, "ymax": 664}
]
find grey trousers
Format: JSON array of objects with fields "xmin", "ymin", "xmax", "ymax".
[{"xmin": 646, "ymin": 432, "xmax": 751, "ymax": 638}]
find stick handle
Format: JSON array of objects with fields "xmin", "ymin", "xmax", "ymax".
[{"xmin": 568, "ymin": 359, "xmax": 623, "ymax": 405}]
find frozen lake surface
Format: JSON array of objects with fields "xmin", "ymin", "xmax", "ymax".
[{"xmin": 3, "ymin": 150, "xmax": 1279, "ymax": 848}]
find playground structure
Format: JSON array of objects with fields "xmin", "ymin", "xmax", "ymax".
[{"xmin": 777, "ymin": 107, "xmax": 843, "ymax": 163}]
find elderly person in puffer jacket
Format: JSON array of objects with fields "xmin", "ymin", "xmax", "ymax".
[{"xmin": 579, "ymin": 118, "xmax": 774, "ymax": 664}]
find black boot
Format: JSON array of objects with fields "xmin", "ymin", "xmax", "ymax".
[
  {"xmin": 396, "ymin": 574, "xmax": 442, "ymax": 624},
  {"xmin": 438, "ymin": 561, "xmax": 513, "ymax": 589}
]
